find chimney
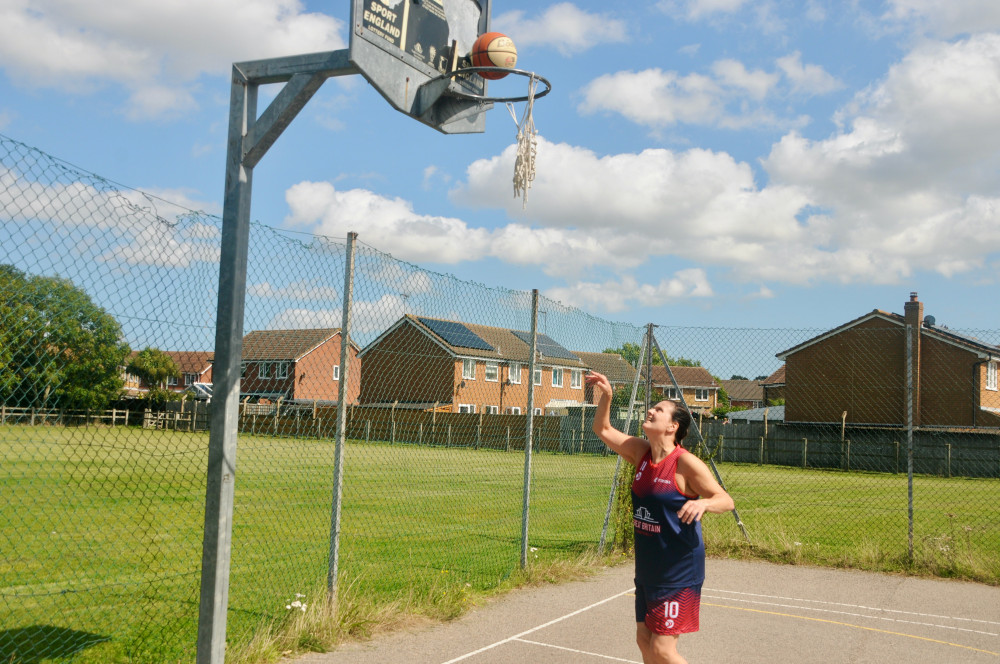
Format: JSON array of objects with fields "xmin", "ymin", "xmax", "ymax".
[{"xmin": 903, "ymin": 292, "xmax": 922, "ymax": 426}]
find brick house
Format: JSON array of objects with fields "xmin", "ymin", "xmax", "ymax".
[
  {"xmin": 239, "ymin": 328, "xmax": 360, "ymax": 405},
  {"xmin": 574, "ymin": 351, "xmax": 638, "ymax": 405},
  {"xmin": 760, "ymin": 365, "xmax": 786, "ymax": 405},
  {"xmin": 647, "ymin": 365, "xmax": 720, "ymax": 417},
  {"xmin": 776, "ymin": 293, "xmax": 1000, "ymax": 427},
  {"xmin": 123, "ymin": 351, "xmax": 213, "ymax": 397},
  {"xmin": 719, "ymin": 379, "xmax": 764, "ymax": 410},
  {"xmin": 357, "ymin": 315, "xmax": 588, "ymax": 414}
]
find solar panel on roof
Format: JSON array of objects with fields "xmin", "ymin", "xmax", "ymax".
[
  {"xmin": 510, "ymin": 331, "xmax": 579, "ymax": 361},
  {"xmin": 417, "ymin": 317, "xmax": 495, "ymax": 351}
]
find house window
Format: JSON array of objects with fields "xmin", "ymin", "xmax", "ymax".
[
  {"xmin": 332, "ymin": 365, "xmax": 340, "ymax": 381},
  {"xmin": 184, "ymin": 373, "xmax": 197, "ymax": 386},
  {"xmin": 695, "ymin": 388, "xmax": 710, "ymax": 401},
  {"xmin": 167, "ymin": 376, "xmax": 177, "ymax": 386},
  {"xmin": 462, "ymin": 359, "xmax": 476, "ymax": 380},
  {"xmin": 664, "ymin": 387, "xmax": 678, "ymax": 400},
  {"xmin": 485, "ymin": 405, "xmax": 499, "ymax": 414},
  {"xmin": 459, "ymin": 404, "xmax": 476, "ymax": 413},
  {"xmin": 275, "ymin": 362, "xmax": 289, "ymax": 379},
  {"xmin": 533, "ymin": 367, "xmax": 542, "ymax": 385},
  {"xmin": 571, "ymin": 369, "xmax": 582, "ymax": 389},
  {"xmin": 533, "ymin": 408, "xmax": 542, "ymax": 415},
  {"xmin": 240, "ymin": 363, "xmax": 247, "ymax": 378},
  {"xmin": 552, "ymin": 368, "xmax": 564, "ymax": 388},
  {"xmin": 507, "ymin": 407, "xmax": 521, "ymax": 415},
  {"xmin": 988, "ymin": 361, "xmax": 998, "ymax": 391},
  {"xmin": 259, "ymin": 362, "xmax": 271, "ymax": 379},
  {"xmin": 508, "ymin": 362, "xmax": 522, "ymax": 384},
  {"xmin": 485, "ymin": 362, "xmax": 499, "ymax": 382}
]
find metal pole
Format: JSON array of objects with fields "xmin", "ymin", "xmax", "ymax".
[
  {"xmin": 599, "ymin": 331, "xmax": 647, "ymax": 553},
  {"xmin": 197, "ymin": 68, "xmax": 257, "ymax": 664},
  {"xmin": 650, "ymin": 332, "xmax": 750, "ymax": 544},
  {"xmin": 906, "ymin": 325, "xmax": 914, "ymax": 561},
  {"xmin": 328, "ymin": 232, "xmax": 357, "ymax": 599},
  {"xmin": 521, "ymin": 290, "xmax": 539, "ymax": 568}
]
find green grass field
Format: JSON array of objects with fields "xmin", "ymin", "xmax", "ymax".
[{"xmin": 2, "ymin": 424, "xmax": 998, "ymax": 663}]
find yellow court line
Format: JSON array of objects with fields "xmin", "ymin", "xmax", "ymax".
[{"xmin": 702, "ymin": 602, "xmax": 1000, "ymax": 658}]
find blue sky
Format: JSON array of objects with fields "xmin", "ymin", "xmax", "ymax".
[{"xmin": 2, "ymin": 0, "xmax": 999, "ymax": 335}]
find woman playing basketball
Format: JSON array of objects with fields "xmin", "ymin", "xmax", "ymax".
[{"xmin": 586, "ymin": 371, "xmax": 734, "ymax": 664}]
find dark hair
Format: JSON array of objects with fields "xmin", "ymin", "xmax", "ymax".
[{"xmin": 669, "ymin": 402, "xmax": 692, "ymax": 445}]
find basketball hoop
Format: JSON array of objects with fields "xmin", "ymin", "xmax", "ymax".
[{"xmin": 424, "ymin": 66, "xmax": 550, "ymax": 208}]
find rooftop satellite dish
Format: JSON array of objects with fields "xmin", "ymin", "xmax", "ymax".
[{"xmin": 924, "ymin": 315, "xmax": 936, "ymax": 326}]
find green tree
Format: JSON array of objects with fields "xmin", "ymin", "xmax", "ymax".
[
  {"xmin": 0, "ymin": 265, "xmax": 130, "ymax": 410},
  {"xmin": 603, "ymin": 343, "xmax": 701, "ymax": 368},
  {"xmin": 127, "ymin": 347, "xmax": 182, "ymax": 407},
  {"xmin": 126, "ymin": 346, "xmax": 181, "ymax": 406},
  {"xmin": 127, "ymin": 347, "xmax": 181, "ymax": 390}
]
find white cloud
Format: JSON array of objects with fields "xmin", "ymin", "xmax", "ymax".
[
  {"xmin": 283, "ymin": 181, "xmax": 493, "ymax": 264},
  {"xmin": 579, "ymin": 53, "xmax": 836, "ymax": 130},
  {"xmin": 579, "ymin": 68, "xmax": 724, "ymax": 128},
  {"xmin": 108, "ymin": 224, "xmax": 220, "ymax": 268},
  {"xmin": 494, "ymin": 3, "xmax": 627, "ymax": 56},
  {"xmin": 278, "ymin": 32, "xmax": 1000, "ymax": 307},
  {"xmin": 776, "ymin": 52, "xmax": 842, "ymax": 95},
  {"xmin": 267, "ymin": 294, "xmax": 408, "ymax": 334},
  {"xmin": 658, "ymin": 0, "xmax": 749, "ymax": 21},
  {"xmin": 545, "ymin": 271, "xmax": 714, "ymax": 313},
  {"xmin": 0, "ymin": 0, "xmax": 345, "ymax": 119},
  {"xmin": 248, "ymin": 280, "xmax": 339, "ymax": 301},
  {"xmin": 762, "ymin": 34, "xmax": 1000, "ymax": 281},
  {"xmin": 711, "ymin": 59, "xmax": 779, "ymax": 100},
  {"xmin": 882, "ymin": 0, "xmax": 1000, "ymax": 37}
]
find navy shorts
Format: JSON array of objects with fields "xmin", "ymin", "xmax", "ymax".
[{"xmin": 634, "ymin": 582, "xmax": 702, "ymax": 635}]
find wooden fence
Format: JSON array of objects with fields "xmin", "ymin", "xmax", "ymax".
[
  {"xmin": 698, "ymin": 420, "xmax": 1000, "ymax": 478},
  {"xmin": 5, "ymin": 402, "xmax": 998, "ymax": 475}
]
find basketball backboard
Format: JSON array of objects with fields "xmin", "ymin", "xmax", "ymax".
[{"xmin": 349, "ymin": 0, "xmax": 493, "ymax": 133}]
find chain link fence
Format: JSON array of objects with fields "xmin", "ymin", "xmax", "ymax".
[{"xmin": 2, "ymin": 132, "xmax": 999, "ymax": 663}]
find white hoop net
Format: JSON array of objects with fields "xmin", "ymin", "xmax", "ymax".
[{"xmin": 507, "ymin": 75, "xmax": 539, "ymax": 209}]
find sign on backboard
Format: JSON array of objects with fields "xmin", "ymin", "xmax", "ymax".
[{"xmin": 350, "ymin": 0, "xmax": 493, "ymax": 133}]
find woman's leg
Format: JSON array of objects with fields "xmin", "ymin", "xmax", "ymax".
[{"xmin": 636, "ymin": 622, "xmax": 688, "ymax": 664}]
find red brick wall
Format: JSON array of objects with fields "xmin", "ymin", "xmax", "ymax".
[
  {"xmin": 359, "ymin": 324, "xmax": 454, "ymax": 404},
  {"xmin": 785, "ymin": 319, "xmax": 906, "ymax": 424},
  {"xmin": 919, "ymin": 336, "xmax": 978, "ymax": 427},
  {"xmin": 453, "ymin": 362, "xmax": 586, "ymax": 413},
  {"xmin": 291, "ymin": 335, "xmax": 361, "ymax": 404}
]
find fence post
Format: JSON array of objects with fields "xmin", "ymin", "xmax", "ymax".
[
  {"xmin": 419, "ymin": 423, "xmax": 423, "ymax": 446},
  {"xmin": 1, "ymin": 404, "xmax": 5, "ymax": 424},
  {"xmin": 759, "ymin": 437, "xmax": 764, "ymax": 465},
  {"xmin": 521, "ymin": 289, "xmax": 539, "ymax": 569},
  {"xmin": 802, "ymin": 438, "xmax": 808, "ymax": 468},
  {"xmin": 328, "ymin": 231, "xmax": 357, "ymax": 602},
  {"xmin": 31, "ymin": 408, "xmax": 37, "ymax": 426},
  {"xmin": 448, "ymin": 423, "xmax": 452, "ymax": 448},
  {"xmin": 846, "ymin": 439, "xmax": 851, "ymax": 471},
  {"xmin": 506, "ymin": 426, "xmax": 510, "ymax": 452}
]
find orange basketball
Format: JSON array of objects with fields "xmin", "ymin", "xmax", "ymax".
[{"xmin": 470, "ymin": 32, "xmax": 517, "ymax": 80}]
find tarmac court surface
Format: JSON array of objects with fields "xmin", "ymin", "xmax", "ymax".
[{"xmin": 297, "ymin": 558, "xmax": 1000, "ymax": 663}]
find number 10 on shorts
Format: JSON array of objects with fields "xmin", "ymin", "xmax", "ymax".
[{"xmin": 664, "ymin": 601, "xmax": 679, "ymax": 628}]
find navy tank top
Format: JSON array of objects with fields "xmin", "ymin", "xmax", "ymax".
[{"xmin": 632, "ymin": 446, "xmax": 705, "ymax": 587}]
